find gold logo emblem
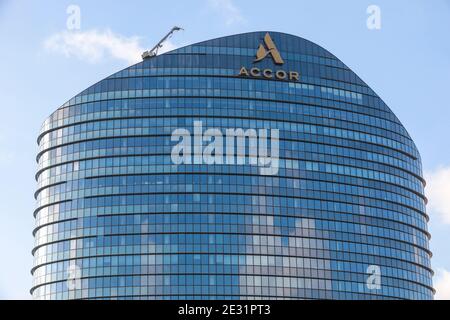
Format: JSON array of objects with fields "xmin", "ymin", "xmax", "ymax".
[{"xmin": 254, "ymin": 33, "xmax": 284, "ymax": 65}]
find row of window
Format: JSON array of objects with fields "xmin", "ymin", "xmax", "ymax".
[
  {"xmin": 32, "ymin": 286, "xmax": 432, "ymax": 300},
  {"xmin": 38, "ymin": 114, "xmax": 417, "ymax": 158},
  {"xmin": 36, "ymin": 178, "xmax": 425, "ymax": 215},
  {"xmin": 35, "ymin": 186, "xmax": 428, "ymax": 234},
  {"xmin": 70, "ymin": 76, "xmax": 363, "ymax": 105},
  {"xmin": 31, "ymin": 273, "xmax": 432, "ymax": 301},
  {"xmin": 34, "ymin": 192, "xmax": 428, "ymax": 240},
  {"xmin": 34, "ymin": 214, "xmax": 429, "ymax": 256},
  {"xmin": 40, "ymin": 97, "xmax": 406, "ymax": 140},
  {"xmin": 33, "ymin": 248, "xmax": 432, "ymax": 284},
  {"xmin": 37, "ymin": 173, "xmax": 424, "ymax": 205},
  {"xmin": 38, "ymin": 118, "xmax": 417, "ymax": 166},
  {"xmin": 32, "ymin": 250, "xmax": 432, "ymax": 289},
  {"xmin": 32, "ymin": 229, "xmax": 431, "ymax": 275},
  {"xmin": 37, "ymin": 153, "xmax": 424, "ymax": 196},
  {"xmin": 40, "ymin": 103, "xmax": 412, "ymax": 155}
]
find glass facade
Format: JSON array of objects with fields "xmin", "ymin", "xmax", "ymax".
[{"xmin": 31, "ymin": 31, "xmax": 433, "ymax": 300}]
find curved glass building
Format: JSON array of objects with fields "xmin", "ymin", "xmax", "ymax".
[{"xmin": 32, "ymin": 31, "xmax": 434, "ymax": 300}]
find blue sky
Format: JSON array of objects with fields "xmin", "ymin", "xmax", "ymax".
[{"xmin": 0, "ymin": 0, "xmax": 449, "ymax": 299}]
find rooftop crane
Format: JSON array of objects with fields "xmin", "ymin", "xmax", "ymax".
[{"xmin": 142, "ymin": 26, "xmax": 183, "ymax": 60}]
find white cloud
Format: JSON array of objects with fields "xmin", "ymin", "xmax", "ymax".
[
  {"xmin": 44, "ymin": 29, "xmax": 145, "ymax": 65},
  {"xmin": 207, "ymin": 0, "xmax": 246, "ymax": 26},
  {"xmin": 425, "ymin": 166, "xmax": 450, "ymax": 225},
  {"xmin": 434, "ymin": 268, "xmax": 450, "ymax": 300}
]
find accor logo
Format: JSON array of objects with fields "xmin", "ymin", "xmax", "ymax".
[
  {"xmin": 254, "ymin": 32, "xmax": 284, "ymax": 65},
  {"xmin": 238, "ymin": 32, "xmax": 300, "ymax": 82}
]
